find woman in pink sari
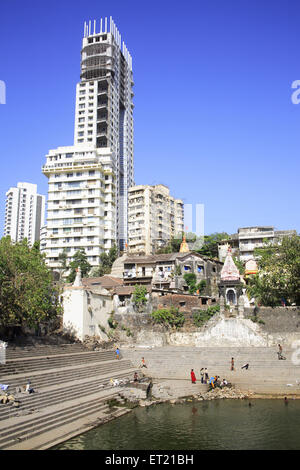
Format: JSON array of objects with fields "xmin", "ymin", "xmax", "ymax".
[{"xmin": 191, "ymin": 369, "xmax": 196, "ymax": 384}]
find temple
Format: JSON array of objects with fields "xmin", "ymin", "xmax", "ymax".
[
  {"xmin": 179, "ymin": 235, "xmax": 190, "ymax": 253},
  {"xmin": 218, "ymin": 247, "xmax": 244, "ymax": 315}
]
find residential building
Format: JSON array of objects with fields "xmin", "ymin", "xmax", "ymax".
[
  {"xmin": 112, "ymin": 251, "xmax": 223, "ymax": 299},
  {"xmin": 218, "ymin": 226, "xmax": 297, "ymax": 262},
  {"xmin": 42, "ymin": 17, "xmax": 134, "ymax": 270},
  {"xmin": 3, "ymin": 182, "xmax": 45, "ymax": 246},
  {"xmin": 127, "ymin": 184, "xmax": 184, "ymax": 255}
]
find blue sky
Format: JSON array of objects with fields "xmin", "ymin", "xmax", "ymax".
[{"xmin": 0, "ymin": 0, "xmax": 299, "ymax": 236}]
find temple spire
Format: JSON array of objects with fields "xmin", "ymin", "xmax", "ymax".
[
  {"xmin": 179, "ymin": 234, "xmax": 189, "ymax": 253},
  {"xmin": 220, "ymin": 247, "xmax": 240, "ymax": 281}
]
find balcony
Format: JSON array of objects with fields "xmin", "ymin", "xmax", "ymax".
[{"xmin": 239, "ymin": 243, "xmax": 264, "ymax": 252}]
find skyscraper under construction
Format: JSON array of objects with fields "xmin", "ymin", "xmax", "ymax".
[{"xmin": 42, "ymin": 18, "xmax": 134, "ymax": 269}]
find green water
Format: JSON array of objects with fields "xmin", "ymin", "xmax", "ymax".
[{"xmin": 54, "ymin": 400, "xmax": 300, "ymax": 450}]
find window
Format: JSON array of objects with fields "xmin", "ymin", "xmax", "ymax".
[{"xmin": 63, "ymin": 219, "xmax": 73, "ymax": 225}]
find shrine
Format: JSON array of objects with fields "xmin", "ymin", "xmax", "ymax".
[{"xmin": 218, "ymin": 247, "xmax": 244, "ymax": 316}]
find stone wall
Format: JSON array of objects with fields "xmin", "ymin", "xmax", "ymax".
[
  {"xmin": 244, "ymin": 306, "xmax": 300, "ymax": 333},
  {"xmin": 152, "ymin": 293, "xmax": 213, "ymax": 312},
  {"xmin": 114, "ymin": 307, "xmax": 300, "ymax": 348}
]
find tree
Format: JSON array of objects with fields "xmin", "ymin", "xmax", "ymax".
[
  {"xmin": 132, "ymin": 285, "xmax": 148, "ymax": 311},
  {"xmin": 247, "ymin": 234, "xmax": 300, "ymax": 306},
  {"xmin": 0, "ymin": 237, "xmax": 61, "ymax": 330},
  {"xmin": 183, "ymin": 273, "xmax": 207, "ymax": 295},
  {"xmin": 194, "ymin": 232, "xmax": 229, "ymax": 258},
  {"xmin": 155, "ymin": 235, "xmax": 183, "ymax": 254},
  {"xmin": 233, "ymin": 256, "xmax": 245, "ymax": 275},
  {"xmin": 89, "ymin": 245, "xmax": 118, "ymax": 277},
  {"xmin": 67, "ymin": 249, "xmax": 91, "ymax": 283},
  {"xmin": 151, "ymin": 306, "xmax": 185, "ymax": 328},
  {"xmin": 57, "ymin": 249, "xmax": 68, "ymax": 279}
]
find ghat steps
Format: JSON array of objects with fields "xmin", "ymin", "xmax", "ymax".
[
  {"xmin": 122, "ymin": 346, "xmax": 300, "ymax": 395},
  {"xmin": 0, "ymin": 344, "xmax": 137, "ymax": 450}
]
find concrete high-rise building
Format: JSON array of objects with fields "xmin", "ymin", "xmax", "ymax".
[
  {"xmin": 127, "ymin": 184, "xmax": 184, "ymax": 255},
  {"xmin": 218, "ymin": 226, "xmax": 298, "ymax": 262},
  {"xmin": 4, "ymin": 182, "xmax": 45, "ymax": 246},
  {"xmin": 42, "ymin": 18, "xmax": 134, "ymax": 270}
]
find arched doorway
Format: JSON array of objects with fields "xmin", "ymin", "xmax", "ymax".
[{"xmin": 227, "ymin": 289, "xmax": 236, "ymax": 305}]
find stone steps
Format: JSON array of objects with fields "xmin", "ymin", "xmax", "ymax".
[
  {"xmin": 121, "ymin": 346, "xmax": 300, "ymax": 394},
  {"xmin": 0, "ymin": 369, "xmax": 136, "ymax": 421},
  {"xmin": 0, "ymin": 345, "xmax": 138, "ymax": 449},
  {"xmin": 0, "ymin": 359, "xmax": 135, "ymax": 390},
  {"xmin": 0, "ymin": 350, "xmax": 116, "ymax": 374},
  {"xmin": 0, "ymin": 394, "xmax": 117, "ymax": 449},
  {"xmin": 6, "ymin": 344, "xmax": 88, "ymax": 359}
]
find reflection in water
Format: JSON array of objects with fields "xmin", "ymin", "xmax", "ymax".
[{"xmin": 54, "ymin": 399, "xmax": 300, "ymax": 450}]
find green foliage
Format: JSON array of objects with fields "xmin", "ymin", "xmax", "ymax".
[
  {"xmin": 151, "ymin": 306, "xmax": 185, "ymax": 328},
  {"xmin": 57, "ymin": 249, "xmax": 68, "ymax": 278},
  {"xmin": 247, "ymin": 234, "xmax": 300, "ymax": 306},
  {"xmin": 0, "ymin": 236, "xmax": 61, "ymax": 329},
  {"xmin": 195, "ymin": 232, "xmax": 230, "ymax": 258},
  {"xmin": 249, "ymin": 316, "xmax": 265, "ymax": 325},
  {"xmin": 155, "ymin": 236, "xmax": 183, "ymax": 254},
  {"xmin": 183, "ymin": 273, "xmax": 206, "ymax": 295},
  {"xmin": 91, "ymin": 244, "xmax": 118, "ymax": 277},
  {"xmin": 193, "ymin": 305, "xmax": 220, "ymax": 327},
  {"xmin": 98, "ymin": 324, "xmax": 106, "ymax": 333},
  {"xmin": 120, "ymin": 324, "xmax": 132, "ymax": 336},
  {"xmin": 108, "ymin": 312, "xmax": 118, "ymax": 329},
  {"xmin": 67, "ymin": 249, "xmax": 91, "ymax": 283},
  {"xmin": 233, "ymin": 257, "xmax": 245, "ymax": 275},
  {"xmin": 132, "ymin": 285, "xmax": 148, "ymax": 309}
]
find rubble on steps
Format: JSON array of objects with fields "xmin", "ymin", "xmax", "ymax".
[{"xmin": 82, "ymin": 336, "xmax": 114, "ymax": 351}]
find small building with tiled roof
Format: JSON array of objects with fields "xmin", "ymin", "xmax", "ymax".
[{"xmin": 111, "ymin": 251, "xmax": 222, "ymax": 298}]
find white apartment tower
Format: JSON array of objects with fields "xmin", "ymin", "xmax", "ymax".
[
  {"xmin": 42, "ymin": 18, "xmax": 134, "ymax": 269},
  {"xmin": 4, "ymin": 182, "xmax": 45, "ymax": 246},
  {"xmin": 128, "ymin": 184, "xmax": 184, "ymax": 255}
]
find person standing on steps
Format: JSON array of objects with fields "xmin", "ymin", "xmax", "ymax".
[
  {"xmin": 231, "ymin": 357, "xmax": 235, "ymax": 371},
  {"xmin": 200, "ymin": 368, "xmax": 204, "ymax": 384},
  {"xmin": 191, "ymin": 369, "xmax": 196, "ymax": 384},
  {"xmin": 140, "ymin": 357, "xmax": 147, "ymax": 368},
  {"xmin": 204, "ymin": 368, "xmax": 209, "ymax": 384},
  {"xmin": 115, "ymin": 347, "xmax": 121, "ymax": 360}
]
